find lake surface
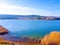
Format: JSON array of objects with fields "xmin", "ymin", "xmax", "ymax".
[{"xmin": 0, "ymin": 20, "xmax": 60, "ymax": 38}]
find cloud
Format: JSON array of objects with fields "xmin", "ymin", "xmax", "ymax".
[
  {"xmin": 0, "ymin": 3, "xmax": 51, "ymax": 16},
  {"xmin": 0, "ymin": 3, "xmax": 60, "ymax": 16},
  {"xmin": 0, "ymin": 1, "xmax": 60, "ymax": 16}
]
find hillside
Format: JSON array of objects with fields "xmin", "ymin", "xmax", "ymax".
[{"xmin": 0, "ymin": 14, "xmax": 60, "ymax": 20}]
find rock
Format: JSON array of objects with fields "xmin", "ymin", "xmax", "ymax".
[
  {"xmin": 41, "ymin": 31, "xmax": 60, "ymax": 45},
  {"xmin": 0, "ymin": 26, "xmax": 8, "ymax": 35},
  {"xmin": 37, "ymin": 38, "xmax": 41, "ymax": 43}
]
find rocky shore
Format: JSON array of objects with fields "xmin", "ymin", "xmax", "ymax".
[
  {"xmin": 0, "ymin": 26, "xmax": 60, "ymax": 45},
  {"xmin": 0, "ymin": 26, "xmax": 8, "ymax": 35}
]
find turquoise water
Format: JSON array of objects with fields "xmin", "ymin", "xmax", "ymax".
[{"xmin": 0, "ymin": 20, "xmax": 60, "ymax": 38}]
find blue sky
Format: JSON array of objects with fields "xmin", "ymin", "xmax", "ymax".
[{"xmin": 0, "ymin": 0, "xmax": 60, "ymax": 16}]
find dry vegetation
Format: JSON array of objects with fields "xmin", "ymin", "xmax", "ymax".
[{"xmin": 41, "ymin": 31, "xmax": 60, "ymax": 45}]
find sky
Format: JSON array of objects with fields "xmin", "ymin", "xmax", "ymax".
[{"xmin": 0, "ymin": 0, "xmax": 60, "ymax": 16}]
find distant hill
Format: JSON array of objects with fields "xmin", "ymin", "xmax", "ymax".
[
  {"xmin": 0, "ymin": 14, "xmax": 60, "ymax": 20},
  {"xmin": 0, "ymin": 14, "xmax": 40, "ymax": 19}
]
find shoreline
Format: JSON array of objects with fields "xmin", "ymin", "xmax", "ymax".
[
  {"xmin": 0, "ymin": 26, "xmax": 60, "ymax": 45},
  {"xmin": 0, "ymin": 31, "xmax": 60, "ymax": 45}
]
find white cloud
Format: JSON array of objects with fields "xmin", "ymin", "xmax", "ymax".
[{"xmin": 0, "ymin": 3, "xmax": 59, "ymax": 16}]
